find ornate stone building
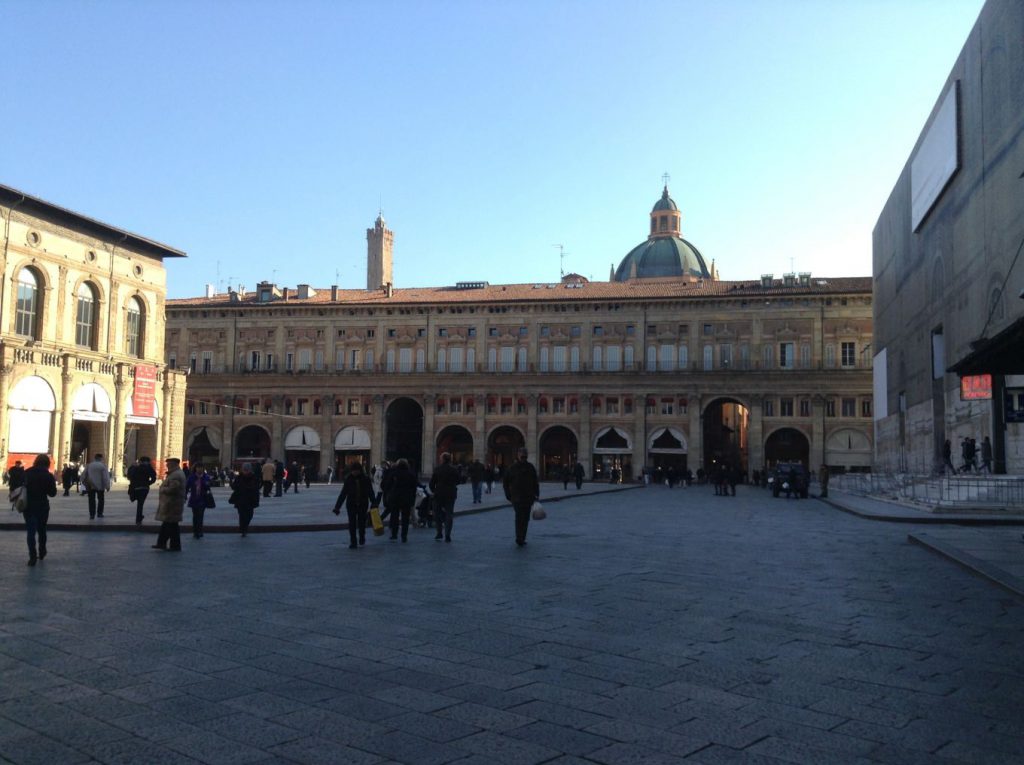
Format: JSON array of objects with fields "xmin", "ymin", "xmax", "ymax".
[
  {"xmin": 0, "ymin": 184, "xmax": 187, "ymax": 476},
  {"xmin": 167, "ymin": 188, "xmax": 874, "ymax": 480}
]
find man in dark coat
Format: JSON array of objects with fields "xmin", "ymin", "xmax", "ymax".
[
  {"xmin": 573, "ymin": 461, "xmax": 585, "ymax": 490},
  {"xmin": 333, "ymin": 461, "xmax": 372, "ymax": 548},
  {"xmin": 385, "ymin": 459, "xmax": 418, "ymax": 542},
  {"xmin": 274, "ymin": 459, "xmax": 285, "ymax": 496},
  {"xmin": 61, "ymin": 463, "xmax": 78, "ymax": 496},
  {"xmin": 467, "ymin": 459, "xmax": 486, "ymax": 504},
  {"xmin": 503, "ymin": 447, "xmax": 539, "ymax": 547},
  {"xmin": 430, "ymin": 452, "xmax": 460, "ymax": 542}
]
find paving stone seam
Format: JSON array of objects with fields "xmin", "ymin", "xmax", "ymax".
[{"xmin": 907, "ymin": 532, "xmax": 1024, "ymax": 602}]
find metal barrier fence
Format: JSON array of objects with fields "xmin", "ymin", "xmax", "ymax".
[{"xmin": 832, "ymin": 472, "xmax": 1024, "ymax": 509}]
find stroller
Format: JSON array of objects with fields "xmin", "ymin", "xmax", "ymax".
[{"xmin": 416, "ymin": 483, "xmax": 434, "ymax": 528}]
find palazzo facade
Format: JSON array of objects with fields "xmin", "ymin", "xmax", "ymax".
[
  {"xmin": 168, "ymin": 189, "xmax": 874, "ymax": 480},
  {"xmin": 0, "ymin": 184, "xmax": 187, "ymax": 477}
]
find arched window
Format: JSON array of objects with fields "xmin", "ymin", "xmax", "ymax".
[
  {"xmin": 15, "ymin": 268, "xmax": 41, "ymax": 339},
  {"xmin": 75, "ymin": 282, "xmax": 98, "ymax": 348},
  {"xmin": 126, "ymin": 297, "xmax": 144, "ymax": 357}
]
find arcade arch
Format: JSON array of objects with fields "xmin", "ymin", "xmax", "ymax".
[
  {"xmin": 436, "ymin": 425, "xmax": 473, "ymax": 466},
  {"xmin": 539, "ymin": 425, "xmax": 577, "ymax": 480},
  {"xmin": 385, "ymin": 397, "xmax": 424, "ymax": 473},
  {"xmin": 702, "ymin": 397, "xmax": 749, "ymax": 475}
]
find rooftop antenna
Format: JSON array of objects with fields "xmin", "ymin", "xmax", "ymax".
[
  {"xmin": 226, "ymin": 275, "xmax": 234, "ymax": 292},
  {"xmin": 553, "ymin": 244, "xmax": 569, "ymax": 278},
  {"xmin": 789, "ymin": 257, "xmax": 795, "ymax": 273}
]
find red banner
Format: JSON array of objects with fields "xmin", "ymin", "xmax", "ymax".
[{"xmin": 133, "ymin": 364, "xmax": 158, "ymax": 417}]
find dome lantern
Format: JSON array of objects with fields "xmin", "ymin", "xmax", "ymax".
[{"xmin": 613, "ymin": 185, "xmax": 711, "ymax": 282}]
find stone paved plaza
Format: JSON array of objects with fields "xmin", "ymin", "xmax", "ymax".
[{"xmin": 2, "ymin": 486, "xmax": 1023, "ymax": 764}]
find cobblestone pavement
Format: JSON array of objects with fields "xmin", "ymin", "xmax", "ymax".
[{"xmin": 2, "ymin": 486, "xmax": 1023, "ymax": 764}]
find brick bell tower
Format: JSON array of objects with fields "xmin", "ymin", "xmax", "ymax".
[{"xmin": 366, "ymin": 212, "xmax": 393, "ymax": 290}]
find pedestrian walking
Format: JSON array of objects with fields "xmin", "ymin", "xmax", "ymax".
[
  {"xmin": 429, "ymin": 452, "xmax": 460, "ymax": 542},
  {"xmin": 561, "ymin": 464, "xmax": 571, "ymax": 490},
  {"xmin": 186, "ymin": 464, "xmax": 211, "ymax": 539},
  {"xmin": 61, "ymin": 463, "xmax": 78, "ymax": 496},
  {"xmin": 573, "ymin": 461, "xmax": 585, "ymax": 490},
  {"xmin": 289, "ymin": 461, "xmax": 301, "ymax": 493},
  {"xmin": 127, "ymin": 456, "xmax": 157, "ymax": 524},
  {"xmin": 83, "ymin": 454, "xmax": 111, "ymax": 519},
  {"xmin": 468, "ymin": 459, "xmax": 485, "ymax": 504},
  {"xmin": 20, "ymin": 454, "xmax": 57, "ymax": 566},
  {"xmin": 7, "ymin": 460, "xmax": 26, "ymax": 492},
  {"xmin": 153, "ymin": 458, "xmax": 186, "ymax": 551},
  {"xmin": 274, "ymin": 459, "xmax": 285, "ymax": 496},
  {"xmin": 484, "ymin": 463, "xmax": 494, "ymax": 495},
  {"xmin": 333, "ymin": 461, "xmax": 372, "ymax": 548},
  {"xmin": 503, "ymin": 447, "xmax": 539, "ymax": 547},
  {"xmin": 230, "ymin": 463, "xmax": 261, "ymax": 537},
  {"xmin": 385, "ymin": 459, "xmax": 418, "ymax": 542},
  {"xmin": 818, "ymin": 464, "xmax": 830, "ymax": 498},
  {"xmin": 303, "ymin": 464, "xmax": 312, "ymax": 489},
  {"xmin": 260, "ymin": 459, "xmax": 275, "ymax": 497},
  {"xmin": 980, "ymin": 436, "xmax": 993, "ymax": 474},
  {"xmin": 942, "ymin": 439, "xmax": 956, "ymax": 475}
]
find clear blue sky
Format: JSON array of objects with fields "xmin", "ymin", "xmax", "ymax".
[{"xmin": 3, "ymin": 0, "xmax": 984, "ymax": 298}]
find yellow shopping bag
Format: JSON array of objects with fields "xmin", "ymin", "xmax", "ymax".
[{"xmin": 369, "ymin": 506, "xmax": 385, "ymax": 536}]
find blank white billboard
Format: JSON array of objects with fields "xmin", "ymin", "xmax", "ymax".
[{"xmin": 911, "ymin": 82, "xmax": 960, "ymax": 231}]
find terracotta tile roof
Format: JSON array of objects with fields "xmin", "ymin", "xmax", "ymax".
[{"xmin": 168, "ymin": 276, "xmax": 872, "ymax": 309}]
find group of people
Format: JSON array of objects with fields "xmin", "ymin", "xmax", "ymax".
[
  {"xmin": 943, "ymin": 436, "xmax": 994, "ymax": 475},
  {"xmin": 259, "ymin": 459, "xmax": 312, "ymax": 497},
  {"xmin": 333, "ymin": 449, "xmax": 541, "ymax": 549}
]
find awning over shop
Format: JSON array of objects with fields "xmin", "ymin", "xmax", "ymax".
[
  {"xmin": 335, "ymin": 426, "xmax": 371, "ymax": 450},
  {"xmin": 8, "ymin": 375, "xmax": 56, "ymax": 411},
  {"xmin": 72, "ymin": 382, "xmax": 112, "ymax": 422},
  {"xmin": 647, "ymin": 426, "xmax": 687, "ymax": 453},
  {"xmin": 284, "ymin": 426, "xmax": 321, "ymax": 451},
  {"xmin": 593, "ymin": 426, "xmax": 632, "ymax": 452},
  {"xmin": 948, "ymin": 314, "xmax": 1024, "ymax": 376}
]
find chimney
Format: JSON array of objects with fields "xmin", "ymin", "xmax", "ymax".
[
  {"xmin": 281, "ymin": 287, "xmax": 289, "ymax": 300},
  {"xmin": 205, "ymin": 283, "xmax": 215, "ymax": 298},
  {"xmin": 297, "ymin": 284, "xmax": 316, "ymax": 299},
  {"xmin": 330, "ymin": 285, "xmax": 338, "ymax": 301},
  {"xmin": 385, "ymin": 282, "xmax": 394, "ymax": 298}
]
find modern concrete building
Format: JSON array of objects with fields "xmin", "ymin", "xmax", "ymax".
[
  {"xmin": 167, "ymin": 187, "xmax": 874, "ymax": 480},
  {"xmin": 872, "ymin": 0, "xmax": 1024, "ymax": 474},
  {"xmin": 0, "ymin": 184, "xmax": 188, "ymax": 477}
]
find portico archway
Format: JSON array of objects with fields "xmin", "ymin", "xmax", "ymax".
[
  {"xmin": 488, "ymin": 425, "xmax": 524, "ymax": 472},
  {"xmin": 385, "ymin": 397, "xmax": 424, "ymax": 473},
  {"xmin": 702, "ymin": 397, "xmax": 749, "ymax": 475},
  {"xmin": 539, "ymin": 426, "xmax": 577, "ymax": 480},
  {"xmin": 436, "ymin": 425, "xmax": 473, "ymax": 466},
  {"xmin": 765, "ymin": 427, "xmax": 810, "ymax": 468}
]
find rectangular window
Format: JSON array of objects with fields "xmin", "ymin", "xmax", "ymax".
[
  {"xmin": 763, "ymin": 400, "xmax": 775, "ymax": 417},
  {"xmin": 436, "ymin": 399, "xmax": 446, "ymax": 414},
  {"xmin": 315, "ymin": 350, "xmax": 324, "ymax": 371},
  {"xmin": 606, "ymin": 345, "xmax": 621, "ymax": 371},
  {"xmin": 779, "ymin": 342, "xmax": 795, "ymax": 369},
  {"xmin": 488, "ymin": 327, "xmax": 498, "ymax": 337},
  {"xmin": 249, "ymin": 351, "xmax": 260, "ymax": 371},
  {"xmin": 365, "ymin": 349, "xmax": 374, "ymax": 370},
  {"xmin": 386, "ymin": 349, "xmax": 396, "ymax": 372},
  {"xmin": 825, "ymin": 344, "xmax": 836, "ymax": 368},
  {"xmin": 363, "ymin": 400, "xmax": 372, "ymax": 415},
  {"xmin": 286, "ymin": 352, "xmax": 294, "ymax": 371},
  {"xmin": 298, "ymin": 348, "xmax": 312, "ymax": 371},
  {"xmin": 249, "ymin": 399, "xmax": 259, "ymax": 415},
  {"xmin": 570, "ymin": 346, "xmax": 580, "ymax": 372},
  {"xmin": 719, "ymin": 344, "xmax": 732, "ymax": 368},
  {"xmin": 842, "ymin": 397, "xmax": 856, "ymax": 417},
  {"xmin": 350, "ymin": 349, "xmax": 359, "ymax": 370},
  {"xmin": 186, "ymin": 402, "xmax": 195, "ymax": 416},
  {"xmin": 168, "ymin": 354, "xmax": 176, "ymax": 369},
  {"xmin": 199, "ymin": 400, "xmax": 208, "ymax": 415},
  {"xmin": 780, "ymin": 398, "xmax": 794, "ymax": 416},
  {"xmin": 297, "ymin": 399, "xmax": 307, "ymax": 415},
  {"xmin": 703, "ymin": 323, "xmax": 713, "ymax": 336},
  {"xmin": 593, "ymin": 326, "xmax": 604, "ymax": 336},
  {"xmin": 703, "ymin": 345, "xmax": 713, "ymax": 371},
  {"xmin": 500, "ymin": 347, "xmax": 514, "ymax": 372},
  {"xmin": 606, "ymin": 397, "xmax": 619, "ymax": 414},
  {"xmin": 450, "ymin": 347, "xmax": 464, "ymax": 373},
  {"xmin": 661, "ymin": 398, "xmax": 674, "ymax": 415},
  {"xmin": 842, "ymin": 342, "xmax": 856, "ymax": 367},
  {"xmin": 202, "ymin": 351, "xmax": 213, "ymax": 373},
  {"xmin": 348, "ymin": 399, "xmax": 359, "ymax": 415},
  {"xmin": 438, "ymin": 327, "xmax": 448, "ymax": 337},
  {"xmin": 626, "ymin": 325, "xmax": 635, "ymax": 336},
  {"xmin": 553, "ymin": 397, "xmax": 565, "ymax": 413},
  {"xmin": 468, "ymin": 327, "xmax": 476, "ymax": 338},
  {"xmin": 266, "ymin": 353, "xmax": 274, "ymax": 371},
  {"xmin": 500, "ymin": 398, "xmax": 512, "ymax": 414},
  {"xmin": 861, "ymin": 399, "xmax": 872, "ymax": 417},
  {"xmin": 519, "ymin": 326, "xmax": 528, "ymax": 337},
  {"xmin": 388, "ymin": 328, "xmax": 396, "ymax": 338},
  {"xmin": 553, "ymin": 345, "xmax": 567, "ymax": 372},
  {"xmin": 570, "ymin": 325, "xmax": 581, "ymax": 337},
  {"xmin": 592, "ymin": 345, "xmax": 603, "ymax": 371},
  {"xmin": 799, "ymin": 399, "xmax": 811, "ymax": 417},
  {"xmin": 450, "ymin": 398, "xmax": 462, "ymax": 414},
  {"xmin": 399, "ymin": 347, "xmax": 412, "ymax": 373},
  {"xmin": 660, "ymin": 344, "xmax": 675, "ymax": 371},
  {"xmin": 826, "ymin": 399, "xmax": 836, "ymax": 417}
]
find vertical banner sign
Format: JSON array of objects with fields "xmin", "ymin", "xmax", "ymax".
[{"xmin": 133, "ymin": 364, "xmax": 157, "ymax": 417}]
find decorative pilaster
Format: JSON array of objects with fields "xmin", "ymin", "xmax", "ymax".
[
  {"xmin": 811, "ymin": 395, "xmax": 825, "ymax": 470},
  {"xmin": 527, "ymin": 394, "xmax": 538, "ymax": 459},
  {"xmin": 474, "ymin": 394, "xmax": 486, "ymax": 461},
  {"xmin": 421, "ymin": 394, "xmax": 436, "ymax": 476},
  {"xmin": 111, "ymin": 364, "xmax": 127, "ymax": 480},
  {"xmin": 371, "ymin": 394, "xmax": 385, "ymax": 467},
  {"xmin": 688, "ymin": 394, "xmax": 703, "ymax": 473},
  {"xmin": 748, "ymin": 399, "xmax": 764, "ymax": 478},
  {"xmin": 271, "ymin": 395, "xmax": 285, "ymax": 461},
  {"xmin": 578, "ymin": 394, "xmax": 592, "ymax": 470}
]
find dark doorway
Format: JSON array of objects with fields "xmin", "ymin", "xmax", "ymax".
[
  {"xmin": 436, "ymin": 425, "xmax": 473, "ymax": 466},
  {"xmin": 187, "ymin": 427, "xmax": 220, "ymax": 467},
  {"xmin": 488, "ymin": 426, "xmax": 525, "ymax": 473},
  {"xmin": 235, "ymin": 425, "xmax": 271, "ymax": 462},
  {"xmin": 765, "ymin": 427, "xmax": 810, "ymax": 468},
  {"xmin": 385, "ymin": 397, "xmax": 424, "ymax": 474},
  {"xmin": 539, "ymin": 426, "xmax": 577, "ymax": 480},
  {"xmin": 702, "ymin": 398, "xmax": 749, "ymax": 475}
]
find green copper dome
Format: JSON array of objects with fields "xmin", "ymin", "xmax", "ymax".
[
  {"xmin": 613, "ymin": 236, "xmax": 711, "ymax": 281},
  {"xmin": 651, "ymin": 186, "xmax": 678, "ymax": 212}
]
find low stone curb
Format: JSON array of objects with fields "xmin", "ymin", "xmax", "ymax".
[
  {"xmin": 0, "ymin": 483, "xmax": 643, "ymax": 534},
  {"xmin": 908, "ymin": 532, "xmax": 1024, "ymax": 601},
  {"xmin": 819, "ymin": 495, "xmax": 1024, "ymax": 525}
]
